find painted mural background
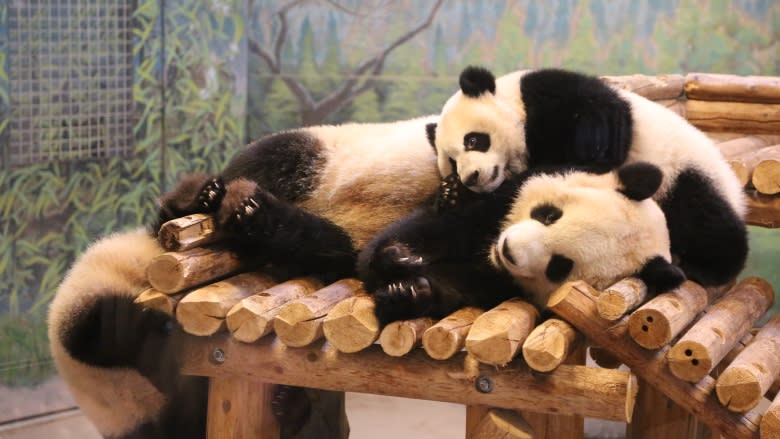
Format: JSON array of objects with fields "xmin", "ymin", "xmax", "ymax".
[{"xmin": 0, "ymin": 0, "xmax": 777, "ymax": 423}]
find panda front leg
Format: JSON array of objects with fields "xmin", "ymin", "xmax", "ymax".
[{"xmin": 153, "ymin": 173, "xmax": 226, "ymax": 235}]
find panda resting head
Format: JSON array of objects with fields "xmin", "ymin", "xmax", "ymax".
[{"xmin": 491, "ymin": 162, "xmax": 685, "ymax": 307}]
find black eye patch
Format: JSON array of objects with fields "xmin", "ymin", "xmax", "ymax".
[
  {"xmin": 545, "ymin": 254, "xmax": 574, "ymax": 282},
  {"xmin": 530, "ymin": 204, "xmax": 563, "ymax": 226},
  {"xmin": 463, "ymin": 132, "xmax": 491, "ymax": 152}
]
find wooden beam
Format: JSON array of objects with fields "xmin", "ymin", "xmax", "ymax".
[
  {"xmin": 180, "ymin": 334, "xmax": 637, "ymax": 422},
  {"xmin": 547, "ymin": 281, "xmax": 761, "ymax": 439},
  {"xmin": 686, "ymin": 100, "xmax": 780, "ymax": 134},
  {"xmin": 146, "ymin": 247, "xmax": 245, "ymax": 294},
  {"xmin": 206, "ymin": 376, "xmax": 278, "ymax": 439},
  {"xmin": 685, "ymin": 73, "xmax": 780, "ymax": 104},
  {"xmin": 465, "ymin": 299, "xmax": 538, "ymax": 366},
  {"xmin": 601, "ymin": 74, "xmax": 685, "ymax": 100},
  {"xmin": 158, "ymin": 214, "xmax": 218, "ymax": 251}
]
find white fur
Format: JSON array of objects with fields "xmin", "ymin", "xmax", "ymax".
[
  {"xmin": 48, "ymin": 229, "xmax": 166, "ymax": 437},
  {"xmin": 492, "ymin": 170, "xmax": 671, "ymax": 306}
]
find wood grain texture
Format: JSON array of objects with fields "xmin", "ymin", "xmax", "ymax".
[
  {"xmin": 323, "ymin": 295, "xmax": 380, "ymax": 353},
  {"xmin": 522, "ymin": 318, "xmax": 582, "ymax": 373},
  {"xmin": 686, "ymin": 100, "xmax": 780, "ymax": 134},
  {"xmin": 465, "ymin": 299, "xmax": 538, "ymax": 366},
  {"xmin": 601, "ymin": 73, "xmax": 685, "ymax": 100},
  {"xmin": 685, "ymin": 73, "xmax": 780, "ymax": 104},
  {"xmin": 597, "ymin": 277, "xmax": 648, "ymax": 321},
  {"xmin": 146, "ymin": 247, "xmax": 245, "ymax": 294},
  {"xmin": 423, "ymin": 307, "xmax": 484, "ymax": 360},
  {"xmin": 206, "ymin": 376, "xmax": 278, "ymax": 439},
  {"xmin": 157, "ymin": 214, "xmax": 217, "ymax": 251},
  {"xmin": 379, "ymin": 317, "xmax": 434, "ymax": 357}
]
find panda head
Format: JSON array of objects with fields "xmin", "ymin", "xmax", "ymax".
[
  {"xmin": 433, "ymin": 66, "xmax": 526, "ymax": 193},
  {"xmin": 491, "ymin": 162, "xmax": 683, "ymax": 307}
]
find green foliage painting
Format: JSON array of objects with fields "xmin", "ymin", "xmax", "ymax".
[{"xmin": 0, "ymin": 0, "xmax": 777, "ymax": 386}]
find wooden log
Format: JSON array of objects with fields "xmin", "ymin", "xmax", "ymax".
[
  {"xmin": 601, "ymin": 73, "xmax": 685, "ymax": 100},
  {"xmin": 522, "ymin": 318, "xmax": 582, "ymax": 372},
  {"xmin": 323, "ymin": 295, "xmax": 380, "ymax": 353},
  {"xmin": 226, "ymin": 278, "xmax": 322, "ymax": 343},
  {"xmin": 716, "ymin": 314, "xmax": 780, "ymax": 412},
  {"xmin": 273, "ymin": 279, "xmax": 364, "ymax": 348},
  {"xmin": 752, "ymin": 151, "xmax": 780, "ymax": 195},
  {"xmin": 146, "ymin": 247, "xmax": 245, "ymax": 294},
  {"xmin": 685, "ymin": 73, "xmax": 780, "ymax": 104},
  {"xmin": 588, "ymin": 345, "xmax": 622, "ymax": 369},
  {"xmin": 668, "ymin": 277, "xmax": 775, "ymax": 383},
  {"xmin": 686, "ymin": 100, "xmax": 780, "ymax": 134},
  {"xmin": 134, "ymin": 288, "xmax": 185, "ymax": 316},
  {"xmin": 379, "ymin": 317, "xmax": 434, "ymax": 357},
  {"xmin": 206, "ymin": 376, "xmax": 278, "ymax": 439},
  {"xmin": 157, "ymin": 214, "xmax": 217, "ymax": 251},
  {"xmin": 655, "ymin": 98, "xmax": 686, "ymax": 117},
  {"xmin": 465, "ymin": 299, "xmax": 539, "ymax": 366},
  {"xmin": 727, "ymin": 145, "xmax": 780, "ymax": 187},
  {"xmin": 422, "ymin": 307, "xmax": 484, "ymax": 360},
  {"xmin": 762, "ymin": 391, "xmax": 780, "ymax": 439},
  {"xmin": 181, "ymin": 335, "xmax": 638, "ymax": 422},
  {"xmin": 716, "ymin": 135, "xmax": 780, "ymax": 158},
  {"xmin": 745, "ymin": 190, "xmax": 780, "ymax": 228},
  {"xmin": 707, "ymin": 131, "xmax": 757, "ymax": 143},
  {"xmin": 626, "ymin": 378, "xmax": 713, "ymax": 439},
  {"xmin": 468, "ymin": 408, "xmax": 534, "ymax": 439},
  {"xmin": 627, "ymin": 281, "xmax": 715, "ymax": 349},
  {"xmin": 597, "ymin": 277, "xmax": 648, "ymax": 321},
  {"xmin": 547, "ymin": 281, "xmax": 761, "ymax": 439},
  {"xmin": 176, "ymin": 272, "xmax": 278, "ymax": 336},
  {"xmin": 718, "ymin": 332, "xmax": 780, "ymax": 401}
]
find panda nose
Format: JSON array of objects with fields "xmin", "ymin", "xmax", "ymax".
[
  {"xmin": 464, "ymin": 171, "xmax": 479, "ymax": 187},
  {"xmin": 501, "ymin": 239, "xmax": 516, "ymax": 266}
]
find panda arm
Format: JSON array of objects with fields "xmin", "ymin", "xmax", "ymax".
[{"xmin": 152, "ymin": 173, "xmax": 225, "ymax": 236}]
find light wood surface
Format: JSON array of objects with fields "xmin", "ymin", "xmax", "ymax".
[{"xmin": 465, "ymin": 299, "xmax": 538, "ymax": 366}]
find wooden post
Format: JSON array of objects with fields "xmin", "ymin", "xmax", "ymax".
[
  {"xmin": 465, "ymin": 299, "xmax": 538, "ymax": 366},
  {"xmin": 158, "ymin": 214, "xmax": 217, "ymax": 251},
  {"xmin": 597, "ymin": 278, "xmax": 648, "ymax": 321},
  {"xmin": 626, "ymin": 378, "xmax": 713, "ymax": 439},
  {"xmin": 175, "ymin": 272, "xmax": 277, "ymax": 336},
  {"xmin": 684, "ymin": 73, "xmax": 780, "ymax": 103},
  {"xmin": 761, "ymin": 392, "xmax": 780, "ymax": 439},
  {"xmin": 601, "ymin": 74, "xmax": 685, "ymax": 100},
  {"xmin": 225, "ymin": 278, "xmax": 322, "ymax": 343},
  {"xmin": 146, "ymin": 247, "xmax": 245, "ymax": 294},
  {"xmin": 134, "ymin": 288, "xmax": 184, "ymax": 316},
  {"xmin": 628, "ymin": 281, "xmax": 716, "ymax": 350},
  {"xmin": 467, "ymin": 408, "xmax": 534, "ymax": 439},
  {"xmin": 379, "ymin": 317, "xmax": 434, "ymax": 357},
  {"xmin": 716, "ymin": 314, "xmax": 780, "ymax": 412},
  {"xmin": 273, "ymin": 279, "xmax": 364, "ymax": 348},
  {"xmin": 522, "ymin": 318, "xmax": 582, "ymax": 372},
  {"xmin": 685, "ymin": 100, "xmax": 780, "ymax": 134},
  {"xmin": 547, "ymin": 281, "xmax": 761, "ymax": 439},
  {"xmin": 668, "ymin": 278, "xmax": 775, "ymax": 383},
  {"xmin": 206, "ymin": 376, "xmax": 278, "ymax": 439},
  {"xmin": 323, "ymin": 295, "xmax": 381, "ymax": 353},
  {"xmin": 423, "ymin": 307, "xmax": 484, "ymax": 360}
]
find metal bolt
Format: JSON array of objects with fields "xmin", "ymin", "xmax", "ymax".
[
  {"xmin": 212, "ymin": 348, "xmax": 225, "ymax": 364},
  {"xmin": 475, "ymin": 376, "xmax": 493, "ymax": 393}
]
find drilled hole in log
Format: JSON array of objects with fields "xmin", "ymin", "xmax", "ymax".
[
  {"xmin": 692, "ymin": 359, "xmax": 699, "ymax": 366},
  {"xmin": 712, "ymin": 327, "xmax": 725, "ymax": 342},
  {"xmin": 685, "ymin": 349, "xmax": 693, "ymax": 356},
  {"xmin": 646, "ymin": 316, "xmax": 654, "ymax": 323},
  {"xmin": 642, "ymin": 325, "xmax": 649, "ymax": 332}
]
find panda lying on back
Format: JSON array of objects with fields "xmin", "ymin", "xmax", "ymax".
[{"xmin": 428, "ymin": 66, "xmax": 748, "ymax": 288}]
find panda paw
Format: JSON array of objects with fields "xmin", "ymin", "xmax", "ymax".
[
  {"xmin": 372, "ymin": 276, "xmax": 433, "ymax": 326},
  {"xmin": 377, "ymin": 242, "xmax": 426, "ymax": 276},
  {"xmin": 271, "ymin": 385, "xmax": 311, "ymax": 433},
  {"xmin": 197, "ymin": 178, "xmax": 225, "ymax": 211},
  {"xmin": 434, "ymin": 173, "xmax": 462, "ymax": 212}
]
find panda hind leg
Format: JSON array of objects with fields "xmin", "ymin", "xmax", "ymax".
[{"xmin": 638, "ymin": 256, "xmax": 686, "ymax": 297}]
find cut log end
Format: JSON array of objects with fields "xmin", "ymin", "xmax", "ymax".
[
  {"xmin": 597, "ymin": 278, "xmax": 648, "ymax": 321},
  {"xmin": 627, "ymin": 309, "xmax": 672, "ymax": 349},
  {"xmin": 752, "ymin": 159, "xmax": 780, "ymax": 195},
  {"xmin": 470, "ymin": 408, "xmax": 535, "ymax": 439},
  {"xmin": 379, "ymin": 318, "xmax": 432, "ymax": 357},
  {"xmin": 322, "ymin": 296, "xmax": 380, "ymax": 354},
  {"xmin": 274, "ymin": 304, "xmax": 321, "ymax": 348},
  {"xmin": 146, "ymin": 254, "xmax": 184, "ymax": 292},
  {"xmin": 521, "ymin": 318, "xmax": 579, "ymax": 373},
  {"xmin": 761, "ymin": 395, "xmax": 780, "ymax": 439},
  {"xmin": 175, "ymin": 304, "xmax": 226, "ymax": 336},
  {"xmin": 423, "ymin": 327, "xmax": 461, "ymax": 360},
  {"xmin": 716, "ymin": 366, "xmax": 764, "ymax": 412},
  {"xmin": 226, "ymin": 305, "xmax": 272, "ymax": 343},
  {"xmin": 667, "ymin": 340, "xmax": 713, "ymax": 382}
]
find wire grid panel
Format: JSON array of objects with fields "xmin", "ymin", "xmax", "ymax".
[{"xmin": 5, "ymin": 0, "xmax": 135, "ymax": 168}]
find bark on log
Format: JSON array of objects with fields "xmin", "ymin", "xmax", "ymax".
[
  {"xmin": 715, "ymin": 314, "xmax": 780, "ymax": 412},
  {"xmin": 686, "ymin": 100, "xmax": 780, "ymax": 134},
  {"xmin": 176, "ymin": 272, "xmax": 278, "ymax": 336},
  {"xmin": 668, "ymin": 278, "xmax": 775, "ymax": 383},
  {"xmin": 134, "ymin": 288, "xmax": 184, "ymax": 316},
  {"xmin": 146, "ymin": 247, "xmax": 245, "ymax": 294},
  {"xmin": 745, "ymin": 190, "xmax": 780, "ymax": 228},
  {"xmin": 522, "ymin": 318, "xmax": 582, "ymax": 372},
  {"xmin": 468, "ymin": 408, "xmax": 534, "ymax": 439},
  {"xmin": 685, "ymin": 73, "xmax": 780, "ymax": 104},
  {"xmin": 379, "ymin": 317, "xmax": 434, "ymax": 357},
  {"xmin": 627, "ymin": 281, "xmax": 714, "ymax": 349},
  {"xmin": 422, "ymin": 307, "xmax": 484, "ymax": 360},
  {"xmin": 273, "ymin": 279, "xmax": 364, "ymax": 348},
  {"xmin": 588, "ymin": 345, "xmax": 623, "ymax": 369},
  {"xmin": 157, "ymin": 214, "xmax": 217, "ymax": 251},
  {"xmin": 181, "ymin": 335, "xmax": 638, "ymax": 422},
  {"xmin": 206, "ymin": 376, "xmax": 278, "ymax": 439},
  {"xmin": 547, "ymin": 281, "xmax": 762, "ymax": 439},
  {"xmin": 727, "ymin": 145, "xmax": 780, "ymax": 187},
  {"xmin": 597, "ymin": 277, "xmax": 648, "ymax": 321},
  {"xmin": 226, "ymin": 278, "xmax": 322, "ymax": 343},
  {"xmin": 752, "ymin": 151, "xmax": 780, "ymax": 195},
  {"xmin": 762, "ymin": 391, "xmax": 780, "ymax": 439},
  {"xmin": 465, "ymin": 299, "xmax": 539, "ymax": 366},
  {"xmin": 601, "ymin": 74, "xmax": 685, "ymax": 100},
  {"xmin": 716, "ymin": 135, "xmax": 780, "ymax": 158},
  {"xmin": 323, "ymin": 295, "xmax": 380, "ymax": 353}
]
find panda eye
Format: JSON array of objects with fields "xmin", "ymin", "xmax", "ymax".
[
  {"xmin": 530, "ymin": 204, "xmax": 563, "ymax": 226},
  {"xmin": 463, "ymin": 132, "xmax": 491, "ymax": 152}
]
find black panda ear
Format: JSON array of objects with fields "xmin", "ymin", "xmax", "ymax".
[
  {"xmin": 617, "ymin": 162, "xmax": 663, "ymax": 201},
  {"xmin": 459, "ymin": 66, "xmax": 496, "ymax": 97},
  {"xmin": 425, "ymin": 123, "xmax": 437, "ymax": 153}
]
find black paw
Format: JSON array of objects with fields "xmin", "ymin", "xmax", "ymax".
[
  {"xmin": 198, "ymin": 178, "xmax": 225, "ymax": 211},
  {"xmin": 373, "ymin": 276, "xmax": 433, "ymax": 325},
  {"xmin": 232, "ymin": 196, "xmax": 261, "ymax": 227},
  {"xmin": 434, "ymin": 173, "xmax": 462, "ymax": 212},
  {"xmin": 378, "ymin": 242, "xmax": 425, "ymax": 276},
  {"xmin": 271, "ymin": 385, "xmax": 311, "ymax": 431}
]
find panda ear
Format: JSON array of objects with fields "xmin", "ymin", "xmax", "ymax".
[
  {"xmin": 425, "ymin": 123, "xmax": 437, "ymax": 153},
  {"xmin": 617, "ymin": 162, "xmax": 663, "ymax": 201},
  {"xmin": 459, "ymin": 66, "xmax": 496, "ymax": 97}
]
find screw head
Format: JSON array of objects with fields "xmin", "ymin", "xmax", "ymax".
[
  {"xmin": 212, "ymin": 348, "xmax": 225, "ymax": 364},
  {"xmin": 476, "ymin": 376, "xmax": 493, "ymax": 393}
]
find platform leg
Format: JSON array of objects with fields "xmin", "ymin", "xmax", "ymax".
[
  {"xmin": 626, "ymin": 378, "xmax": 713, "ymax": 439},
  {"xmin": 206, "ymin": 376, "xmax": 280, "ymax": 439}
]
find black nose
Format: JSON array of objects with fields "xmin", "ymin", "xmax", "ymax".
[
  {"xmin": 501, "ymin": 239, "xmax": 516, "ymax": 265},
  {"xmin": 465, "ymin": 170, "xmax": 479, "ymax": 187}
]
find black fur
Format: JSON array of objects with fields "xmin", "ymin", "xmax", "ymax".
[
  {"xmin": 545, "ymin": 254, "xmax": 574, "ymax": 282},
  {"xmin": 530, "ymin": 204, "xmax": 563, "ymax": 226},
  {"xmin": 153, "ymin": 174, "xmax": 225, "ymax": 234},
  {"xmin": 660, "ymin": 169, "xmax": 748, "ymax": 286},
  {"xmin": 425, "ymin": 122, "xmax": 437, "ymax": 152},
  {"xmin": 617, "ymin": 162, "xmax": 663, "ymax": 201},
  {"xmin": 638, "ymin": 255, "xmax": 686, "ymax": 297},
  {"xmin": 520, "ymin": 69, "xmax": 633, "ymax": 168},
  {"xmin": 464, "ymin": 132, "xmax": 491, "ymax": 152},
  {"xmin": 459, "ymin": 66, "xmax": 496, "ymax": 97}
]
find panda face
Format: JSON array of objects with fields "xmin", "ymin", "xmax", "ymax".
[{"xmin": 490, "ymin": 169, "xmax": 671, "ymax": 306}]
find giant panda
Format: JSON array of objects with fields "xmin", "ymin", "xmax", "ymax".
[
  {"xmin": 359, "ymin": 162, "xmax": 685, "ymax": 324},
  {"xmin": 429, "ymin": 66, "xmax": 748, "ymax": 288}
]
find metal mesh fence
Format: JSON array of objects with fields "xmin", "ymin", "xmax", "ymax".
[{"xmin": 5, "ymin": 0, "xmax": 134, "ymax": 168}]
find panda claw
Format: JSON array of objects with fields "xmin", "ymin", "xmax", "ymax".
[{"xmin": 196, "ymin": 178, "xmax": 225, "ymax": 212}]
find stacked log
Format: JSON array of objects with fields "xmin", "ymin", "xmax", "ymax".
[
  {"xmin": 134, "ymin": 288, "xmax": 185, "ymax": 316},
  {"xmin": 157, "ymin": 213, "xmax": 218, "ymax": 251},
  {"xmin": 596, "ymin": 277, "xmax": 648, "ymax": 321},
  {"xmin": 323, "ymin": 295, "xmax": 381, "ymax": 353},
  {"xmin": 146, "ymin": 247, "xmax": 246, "ymax": 293},
  {"xmin": 465, "ymin": 299, "xmax": 538, "ymax": 366},
  {"xmin": 522, "ymin": 318, "xmax": 582, "ymax": 372},
  {"xmin": 379, "ymin": 317, "xmax": 434, "ymax": 357},
  {"xmin": 422, "ymin": 307, "xmax": 483, "ymax": 360}
]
